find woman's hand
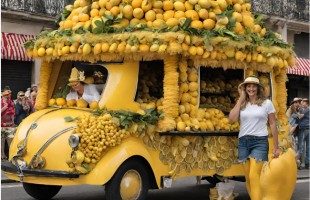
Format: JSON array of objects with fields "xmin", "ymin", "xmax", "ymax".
[
  {"xmin": 238, "ymin": 86, "xmax": 246, "ymax": 102},
  {"xmin": 273, "ymin": 147, "xmax": 281, "ymax": 158},
  {"xmin": 3, "ymin": 103, "xmax": 8, "ymax": 110}
]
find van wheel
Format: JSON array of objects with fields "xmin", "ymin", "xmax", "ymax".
[
  {"xmin": 105, "ymin": 159, "xmax": 149, "ymax": 200},
  {"xmin": 23, "ymin": 183, "xmax": 62, "ymax": 200}
]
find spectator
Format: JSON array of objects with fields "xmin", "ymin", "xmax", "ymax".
[
  {"xmin": 1, "ymin": 87, "xmax": 15, "ymax": 160},
  {"xmin": 25, "ymin": 87, "xmax": 31, "ymax": 100},
  {"xmin": 14, "ymin": 91, "xmax": 34, "ymax": 126},
  {"xmin": 286, "ymin": 97, "xmax": 301, "ymax": 135},
  {"xmin": 298, "ymin": 98, "xmax": 309, "ymax": 169}
]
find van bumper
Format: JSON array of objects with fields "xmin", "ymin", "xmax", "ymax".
[{"xmin": 1, "ymin": 160, "xmax": 80, "ymax": 178}]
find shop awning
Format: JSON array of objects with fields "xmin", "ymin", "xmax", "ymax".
[
  {"xmin": 1, "ymin": 32, "xmax": 35, "ymax": 61},
  {"xmin": 287, "ymin": 57, "xmax": 310, "ymax": 76}
]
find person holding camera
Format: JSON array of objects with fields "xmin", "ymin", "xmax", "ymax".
[{"xmin": 14, "ymin": 91, "xmax": 34, "ymax": 126}]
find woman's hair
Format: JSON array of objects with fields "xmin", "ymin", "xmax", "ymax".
[
  {"xmin": 289, "ymin": 104, "xmax": 297, "ymax": 114},
  {"xmin": 240, "ymin": 83, "xmax": 267, "ymax": 110}
]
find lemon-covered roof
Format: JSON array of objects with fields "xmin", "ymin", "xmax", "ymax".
[{"xmin": 24, "ymin": 0, "xmax": 295, "ymax": 70}]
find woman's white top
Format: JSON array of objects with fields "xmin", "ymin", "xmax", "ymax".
[
  {"xmin": 66, "ymin": 84, "xmax": 101, "ymax": 104},
  {"xmin": 239, "ymin": 99, "xmax": 276, "ymax": 138}
]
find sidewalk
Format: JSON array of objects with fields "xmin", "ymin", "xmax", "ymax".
[{"xmin": 2, "ymin": 163, "xmax": 309, "ymax": 184}]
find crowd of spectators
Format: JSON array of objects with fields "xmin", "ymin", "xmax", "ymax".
[{"xmin": 1, "ymin": 85, "xmax": 38, "ymax": 160}]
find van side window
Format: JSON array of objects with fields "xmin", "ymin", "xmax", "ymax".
[
  {"xmin": 199, "ymin": 68, "xmax": 244, "ymax": 114},
  {"xmin": 135, "ymin": 60, "xmax": 164, "ymax": 110}
]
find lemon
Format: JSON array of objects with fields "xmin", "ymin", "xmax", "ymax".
[
  {"xmin": 82, "ymin": 43, "xmax": 92, "ymax": 55},
  {"xmin": 45, "ymin": 47, "xmax": 54, "ymax": 56},
  {"xmin": 61, "ymin": 46, "xmax": 70, "ymax": 55},
  {"xmin": 67, "ymin": 99, "xmax": 77, "ymax": 107},
  {"xmin": 56, "ymin": 98, "xmax": 67, "ymax": 106},
  {"xmin": 137, "ymin": 109, "xmax": 146, "ymax": 115},
  {"xmin": 37, "ymin": 47, "xmax": 46, "ymax": 57},
  {"xmin": 77, "ymin": 98, "xmax": 88, "ymax": 108},
  {"xmin": 90, "ymin": 101, "xmax": 99, "ymax": 110},
  {"xmin": 48, "ymin": 98, "xmax": 56, "ymax": 106}
]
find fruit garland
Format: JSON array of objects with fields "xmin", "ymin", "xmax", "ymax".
[
  {"xmin": 157, "ymin": 55, "xmax": 179, "ymax": 132},
  {"xmin": 35, "ymin": 60, "xmax": 52, "ymax": 110}
]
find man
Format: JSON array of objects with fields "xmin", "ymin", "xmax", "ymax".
[
  {"xmin": 66, "ymin": 67, "xmax": 101, "ymax": 104},
  {"xmin": 298, "ymin": 98, "xmax": 309, "ymax": 169}
]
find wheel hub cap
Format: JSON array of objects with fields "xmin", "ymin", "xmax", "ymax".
[{"xmin": 120, "ymin": 170, "xmax": 142, "ymax": 200}]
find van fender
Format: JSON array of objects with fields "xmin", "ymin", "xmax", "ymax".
[{"xmin": 79, "ymin": 137, "xmax": 162, "ymax": 187}]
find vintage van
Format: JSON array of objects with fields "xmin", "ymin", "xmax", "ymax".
[{"xmin": 2, "ymin": 0, "xmax": 297, "ymax": 199}]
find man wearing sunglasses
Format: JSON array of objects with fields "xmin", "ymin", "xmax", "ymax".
[{"xmin": 14, "ymin": 91, "xmax": 34, "ymax": 126}]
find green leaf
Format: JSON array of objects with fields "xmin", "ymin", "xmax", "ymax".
[
  {"xmin": 105, "ymin": 14, "xmax": 114, "ymax": 20},
  {"xmin": 64, "ymin": 116, "xmax": 75, "ymax": 122},
  {"xmin": 92, "ymin": 27, "xmax": 103, "ymax": 34},
  {"xmin": 114, "ymin": 13, "xmax": 123, "ymax": 24},
  {"xmin": 95, "ymin": 19, "xmax": 104, "ymax": 28},
  {"xmin": 23, "ymin": 40, "xmax": 34, "ymax": 49},
  {"xmin": 254, "ymin": 14, "xmax": 263, "ymax": 24},
  {"xmin": 227, "ymin": 18, "xmax": 236, "ymax": 31},
  {"xmin": 181, "ymin": 18, "xmax": 192, "ymax": 30},
  {"xmin": 75, "ymin": 27, "xmax": 87, "ymax": 34}
]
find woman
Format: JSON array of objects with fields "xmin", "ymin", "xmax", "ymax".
[
  {"xmin": 229, "ymin": 76, "xmax": 280, "ymax": 200},
  {"xmin": 286, "ymin": 97, "xmax": 301, "ymax": 135},
  {"xmin": 66, "ymin": 67, "xmax": 101, "ymax": 104},
  {"xmin": 14, "ymin": 91, "xmax": 34, "ymax": 125},
  {"xmin": 1, "ymin": 88, "xmax": 15, "ymax": 160}
]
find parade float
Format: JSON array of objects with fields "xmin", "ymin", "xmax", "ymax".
[{"xmin": 2, "ymin": 0, "xmax": 297, "ymax": 199}]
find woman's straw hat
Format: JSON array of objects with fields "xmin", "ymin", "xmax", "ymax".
[
  {"xmin": 1, "ymin": 87, "xmax": 11, "ymax": 96},
  {"xmin": 290, "ymin": 97, "xmax": 302, "ymax": 105},
  {"xmin": 68, "ymin": 67, "xmax": 85, "ymax": 86},
  {"xmin": 238, "ymin": 76, "xmax": 264, "ymax": 89}
]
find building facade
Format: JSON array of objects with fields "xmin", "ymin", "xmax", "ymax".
[
  {"xmin": 252, "ymin": 0, "xmax": 310, "ymax": 104},
  {"xmin": 1, "ymin": 0, "xmax": 73, "ymax": 98}
]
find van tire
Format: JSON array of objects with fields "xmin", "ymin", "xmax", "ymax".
[
  {"xmin": 23, "ymin": 183, "xmax": 62, "ymax": 200},
  {"xmin": 105, "ymin": 159, "xmax": 149, "ymax": 200}
]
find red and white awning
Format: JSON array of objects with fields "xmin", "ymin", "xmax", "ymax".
[
  {"xmin": 1, "ymin": 32, "xmax": 35, "ymax": 61},
  {"xmin": 287, "ymin": 57, "xmax": 310, "ymax": 76}
]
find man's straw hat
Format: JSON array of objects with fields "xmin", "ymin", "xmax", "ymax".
[{"xmin": 68, "ymin": 67, "xmax": 85, "ymax": 86}]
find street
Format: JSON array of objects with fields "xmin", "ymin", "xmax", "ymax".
[{"xmin": 1, "ymin": 177, "xmax": 309, "ymax": 200}]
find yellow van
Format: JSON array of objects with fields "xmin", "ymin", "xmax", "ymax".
[{"xmin": 2, "ymin": 0, "xmax": 297, "ymax": 199}]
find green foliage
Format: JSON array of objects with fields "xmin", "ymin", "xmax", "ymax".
[
  {"xmin": 92, "ymin": 108, "xmax": 162, "ymax": 129},
  {"xmin": 53, "ymin": 84, "xmax": 70, "ymax": 99}
]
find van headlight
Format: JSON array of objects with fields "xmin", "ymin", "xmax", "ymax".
[{"xmin": 68, "ymin": 134, "xmax": 80, "ymax": 149}]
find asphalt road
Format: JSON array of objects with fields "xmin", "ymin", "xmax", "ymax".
[{"xmin": 1, "ymin": 177, "xmax": 309, "ymax": 200}]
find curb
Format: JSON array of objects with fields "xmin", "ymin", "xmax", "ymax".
[{"xmin": 1, "ymin": 179, "xmax": 18, "ymax": 184}]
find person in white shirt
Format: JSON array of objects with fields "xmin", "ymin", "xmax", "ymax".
[
  {"xmin": 229, "ymin": 76, "xmax": 280, "ymax": 200},
  {"xmin": 66, "ymin": 67, "xmax": 101, "ymax": 105}
]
